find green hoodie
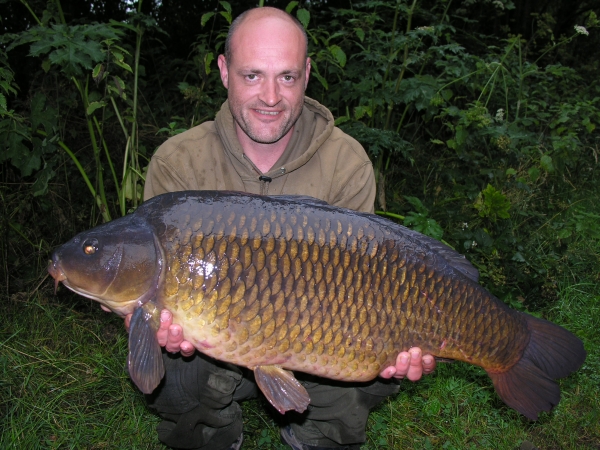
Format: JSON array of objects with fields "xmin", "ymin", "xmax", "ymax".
[{"xmin": 144, "ymin": 97, "xmax": 376, "ymax": 213}]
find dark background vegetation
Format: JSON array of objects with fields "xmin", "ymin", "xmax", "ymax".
[{"xmin": 1, "ymin": 0, "xmax": 599, "ymax": 448}]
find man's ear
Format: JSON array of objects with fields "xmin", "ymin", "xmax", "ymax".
[
  {"xmin": 305, "ymin": 57, "xmax": 311, "ymax": 89},
  {"xmin": 218, "ymin": 54, "xmax": 229, "ymax": 89}
]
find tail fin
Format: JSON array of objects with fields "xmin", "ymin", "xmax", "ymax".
[{"xmin": 487, "ymin": 315, "xmax": 586, "ymax": 420}]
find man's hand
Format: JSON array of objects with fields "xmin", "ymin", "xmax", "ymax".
[
  {"xmin": 124, "ymin": 309, "xmax": 195, "ymax": 357},
  {"xmin": 378, "ymin": 348, "xmax": 436, "ymax": 381}
]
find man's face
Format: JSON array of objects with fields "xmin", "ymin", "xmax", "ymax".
[{"xmin": 218, "ymin": 15, "xmax": 310, "ymax": 144}]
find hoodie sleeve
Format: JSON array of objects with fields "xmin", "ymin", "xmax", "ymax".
[
  {"xmin": 143, "ymin": 154, "xmax": 191, "ymax": 201},
  {"xmin": 324, "ymin": 128, "xmax": 377, "ymax": 214},
  {"xmin": 330, "ymin": 160, "xmax": 376, "ymax": 214}
]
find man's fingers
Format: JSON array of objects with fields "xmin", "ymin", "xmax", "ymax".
[
  {"xmin": 164, "ymin": 325, "xmax": 184, "ymax": 353},
  {"xmin": 405, "ymin": 348, "xmax": 424, "ymax": 381},
  {"xmin": 156, "ymin": 310, "xmax": 173, "ymax": 347},
  {"xmin": 422, "ymin": 354, "xmax": 436, "ymax": 374},
  {"xmin": 378, "ymin": 366, "xmax": 397, "ymax": 379},
  {"xmin": 180, "ymin": 341, "xmax": 195, "ymax": 357},
  {"xmin": 124, "ymin": 313, "xmax": 132, "ymax": 332},
  {"xmin": 385, "ymin": 347, "xmax": 436, "ymax": 380},
  {"xmin": 127, "ymin": 308, "xmax": 195, "ymax": 356}
]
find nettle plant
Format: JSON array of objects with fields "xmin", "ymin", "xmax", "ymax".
[{"xmin": 3, "ymin": 0, "xmax": 164, "ymax": 221}]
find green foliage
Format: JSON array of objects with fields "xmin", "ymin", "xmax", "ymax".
[
  {"xmin": 403, "ymin": 196, "xmax": 444, "ymax": 240},
  {"xmin": 474, "ymin": 184, "xmax": 511, "ymax": 222},
  {"xmin": 10, "ymin": 23, "xmax": 122, "ymax": 77},
  {"xmin": 0, "ymin": 92, "xmax": 58, "ymax": 196},
  {"xmin": 2, "ymin": 2, "xmax": 169, "ymax": 221}
]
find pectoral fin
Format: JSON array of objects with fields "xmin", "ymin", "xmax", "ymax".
[
  {"xmin": 254, "ymin": 365, "xmax": 310, "ymax": 414},
  {"xmin": 128, "ymin": 304, "xmax": 165, "ymax": 394}
]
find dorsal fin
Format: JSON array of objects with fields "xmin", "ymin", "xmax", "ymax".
[
  {"xmin": 269, "ymin": 194, "xmax": 330, "ymax": 207},
  {"xmin": 422, "ymin": 236, "xmax": 479, "ymax": 283}
]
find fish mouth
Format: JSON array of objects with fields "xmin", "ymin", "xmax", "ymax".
[{"xmin": 47, "ymin": 257, "xmax": 67, "ymax": 294}]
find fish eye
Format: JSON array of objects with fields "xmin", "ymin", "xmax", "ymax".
[{"xmin": 83, "ymin": 238, "xmax": 99, "ymax": 255}]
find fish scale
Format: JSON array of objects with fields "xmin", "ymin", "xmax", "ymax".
[{"xmin": 49, "ymin": 190, "xmax": 586, "ymax": 419}]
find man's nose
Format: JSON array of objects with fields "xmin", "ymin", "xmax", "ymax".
[{"xmin": 259, "ymin": 78, "xmax": 281, "ymax": 106}]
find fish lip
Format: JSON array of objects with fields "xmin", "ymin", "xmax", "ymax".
[
  {"xmin": 47, "ymin": 256, "xmax": 67, "ymax": 294},
  {"xmin": 47, "ymin": 257, "xmax": 67, "ymax": 283}
]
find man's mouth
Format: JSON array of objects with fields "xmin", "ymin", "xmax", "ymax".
[{"xmin": 255, "ymin": 109, "xmax": 279, "ymax": 116}]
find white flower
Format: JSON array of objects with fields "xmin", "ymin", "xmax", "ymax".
[
  {"xmin": 462, "ymin": 222, "xmax": 469, "ymax": 230},
  {"xmin": 471, "ymin": 240, "xmax": 478, "ymax": 248},
  {"xmin": 574, "ymin": 25, "xmax": 589, "ymax": 36},
  {"xmin": 495, "ymin": 108, "xmax": 505, "ymax": 122},
  {"xmin": 492, "ymin": 0, "xmax": 505, "ymax": 10}
]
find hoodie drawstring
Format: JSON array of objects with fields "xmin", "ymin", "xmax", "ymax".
[{"xmin": 259, "ymin": 175, "xmax": 272, "ymax": 195}]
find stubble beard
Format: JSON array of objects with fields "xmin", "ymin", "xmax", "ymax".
[{"xmin": 231, "ymin": 101, "xmax": 303, "ymax": 144}]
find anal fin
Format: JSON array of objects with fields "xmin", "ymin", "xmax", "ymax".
[
  {"xmin": 254, "ymin": 365, "xmax": 310, "ymax": 414},
  {"xmin": 128, "ymin": 304, "xmax": 165, "ymax": 394}
]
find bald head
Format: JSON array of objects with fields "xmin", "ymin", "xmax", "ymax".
[{"xmin": 224, "ymin": 7, "xmax": 308, "ymax": 65}]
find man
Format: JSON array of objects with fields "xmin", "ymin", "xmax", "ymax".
[{"xmin": 129, "ymin": 7, "xmax": 435, "ymax": 450}]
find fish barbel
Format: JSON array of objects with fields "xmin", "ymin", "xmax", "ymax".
[{"xmin": 48, "ymin": 191, "xmax": 586, "ymax": 419}]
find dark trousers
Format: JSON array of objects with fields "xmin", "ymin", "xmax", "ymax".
[{"xmin": 146, "ymin": 351, "xmax": 401, "ymax": 450}]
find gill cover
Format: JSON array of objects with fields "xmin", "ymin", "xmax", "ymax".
[{"xmin": 49, "ymin": 215, "xmax": 162, "ymax": 315}]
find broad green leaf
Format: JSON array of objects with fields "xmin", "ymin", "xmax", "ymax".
[
  {"xmin": 455, "ymin": 127, "xmax": 468, "ymax": 145},
  {"xmin": 404, "ymin": 213, "xmax": 443, "ymax": 240},
  {"xmin": 511, "ymin": 252, "xmax": 526, "ymax": 262},
  {"xmin": 474, "ymin": 184, "xmax": 511, "ymax": 221},
  {"xmin": 296, "ymin": 8, "xmax": 310, "ymax": 28},
  {"xmin": 430, "ymin": 139, "xmax": 444, "ymax": 145},
  {"xmin": 404, "ymin": 196, "xmax": 428, "ymax": 214},
  {"xmin": 354, "ymin": 28, "xmax": 365, "ymax": 42},
  {"xmin": 557, "ymin": 228, "xmax": 572, "ymax": 239},
  {"xmin": 201, "ymin": 12, "xmax": 215, "ymax": 27},
  {"xmin": 441, "ymin": 89, "xmax": 453, "ymax": 101},
  {"xmin": 334, "ymin": 116, "xmax": 350, "ymax": 126},
  {"xmin": 540, "ymin": 154, "xmax": 554, "ymax": 173},
  {"xmin": 285, "ymin": 1, "xmax": 299, "ymax": 14},
  {"xmin": 42, "ymin": 59, "xmax": 52, "ymax": 72},
  {"xmin": 4, "ymin": 131, "xmax": 40, "ymax": 176},
  {"xmin": 353, "ymin": 105, "xmax": 372, "ymax": 120},
  {"xmin": 528, "ymin": 167, "xmax": 540, "ymax": 181},
  {"xmin": 32, "ymin": 163, "xmax": 55, "ymax": 197},
  {"xmin": 113, "ymin": 57, "xmax": 132, "ymax": 73},
  {"xmin": 204, "ymin": 52, "xmax": 214, "ymax": 75},
  {"xmin": 109, "ymin": 75, "xmax": 126, "ymax": 99},
  {"xmin": 329, "ymin": 45, "xmax": 346, "ymax": 67},
  {"xmin": 219, "ymin": 1, "xmax": 232, "ymax": 13},
  {"xmin": 220, "ymin": 11, "xmax": 232, "ymax": 25},
  {"xmin": 92, "ymin": 63, "xmax": 104, "ymax": 81},
  {"xmin": 312, "ymin": 72, "xmax": 328, "ymax": 90},
  {"xmin": 31, "ymin": 93, "xmax": 56, "ymax": 133},
  {"xmin": 86, "ymin": 101, "xmax": 106, "ymax": 116}
]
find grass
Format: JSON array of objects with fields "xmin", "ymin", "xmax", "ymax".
[
  {"xmin": 0, "ymin": 290, "xmax": 162, "ymax": 449},
  {"xmin": 1, "ymin": 277, "xmax": 598, "ymax": 449}
]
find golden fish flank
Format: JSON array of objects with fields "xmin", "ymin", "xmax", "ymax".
[{"xmin": 48, "ymin": 191, "xmax": 585, "ymax": 420}]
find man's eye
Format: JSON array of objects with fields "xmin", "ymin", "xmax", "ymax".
[
  {"xmin": 246, "ymin": 74, "xmax": 257, "ymax": 80},
  {"xmin": 283, "ymin": 76, "xmax": 294, "ymax": 82}
]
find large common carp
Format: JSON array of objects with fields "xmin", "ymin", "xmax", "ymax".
[{"xmin": 48, "ymin": 191, "xmax": 585, "ymax": 420}]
